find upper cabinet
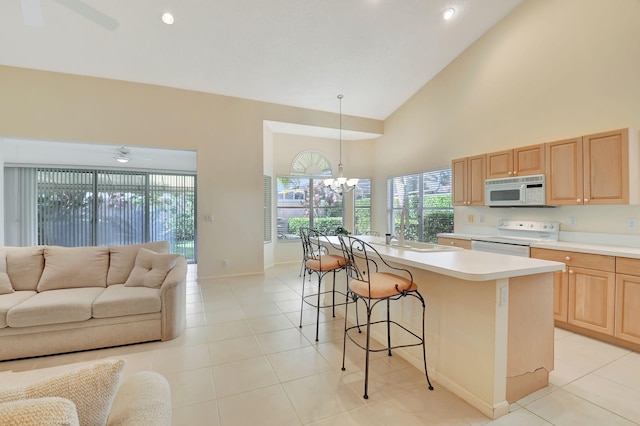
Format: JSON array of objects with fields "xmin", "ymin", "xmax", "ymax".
[
  {"xmin": 546, "ymin": 128, "xmax": 638, "ymax": 205},
  {"xmin": 486, "ymin": 144, "xmax": 545, "ymax": 179},
  {"xmin": 452, "ymin": 155, "xmax": 485, "ymax": 206}
]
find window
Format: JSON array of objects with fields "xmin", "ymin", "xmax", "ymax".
[
  {"xmin": 354, "ymin": 179, "xmax": 372, "ymax": 235},
  {"xmin": 276, "ymin": 177, "xmax": 343, "ymax": 240},
  {"xmin": 7, "ymin": 167, "xmax": 197, "ymax": 262},
  {"xmin": 387, "ymin": 168, "xmax": 453, "ymax": 243}
]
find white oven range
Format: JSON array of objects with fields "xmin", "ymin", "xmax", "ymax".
[{"xmin": 470, "ymin": 220, "xmax": 560, "ymax": 258}]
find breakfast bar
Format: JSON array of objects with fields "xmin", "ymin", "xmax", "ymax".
[{"xmin": 323, "ymin": 236, "xmax": 564, "ymax": 419}]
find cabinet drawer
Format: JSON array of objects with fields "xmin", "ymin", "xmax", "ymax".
[
  {"xmin": 530, "ymin": 248, "xmax": 615, "ymax": 272},
  {"xmin": 438, "ymin": 237, "xmax": 471, "ymax": 250},
  {"xmin": 616, "ymin": 257, "xmax": 640, "ymax": 276}
]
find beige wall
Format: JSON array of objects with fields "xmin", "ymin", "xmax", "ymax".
[
  {"xmin": 372, "ymin": 0, "xmax": 640, "ymax": 236},
  {"xmin": 0, "ymin": 66, "xmax": 382, "ymax": 278}
]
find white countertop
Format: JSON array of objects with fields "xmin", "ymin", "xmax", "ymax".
[
  {"xmin": 439, "ymin": 232, "xmax": 640, "ymax": 259},
  {"xmin": 323, "ymin": 236, "xmax": 564, "ymax": 282}
]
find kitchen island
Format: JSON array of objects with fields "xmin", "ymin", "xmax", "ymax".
[{"xmin": 322, "ymin": 236, "xmax": 564, "ymax": 419}]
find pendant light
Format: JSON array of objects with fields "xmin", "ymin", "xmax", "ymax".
[{"xmin": 324, "ymin": 94, "xmax": 359, "ymax": 194}]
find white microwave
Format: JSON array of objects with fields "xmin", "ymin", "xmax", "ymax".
[{"xmin": 485, "ymin": 174, "xmax": 546, "ymax": 207}]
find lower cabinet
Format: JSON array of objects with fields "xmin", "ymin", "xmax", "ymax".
[
  {"xmin": 567, "ymin": 266, "xmax": 615, "ymax": 335},
  {"xmin": 615, "ymin": 258, "xmax": 640, "ymax": 345}
]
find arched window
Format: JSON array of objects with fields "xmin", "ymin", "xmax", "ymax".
[{"xmin": 290, "ymin": 150, "xmax": 333, "ymax": 177}]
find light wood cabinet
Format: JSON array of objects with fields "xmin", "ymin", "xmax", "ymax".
[
  {"xmin": 452, "ymin": 155, "xmax": 485, "ymax": 206},
  {"xmin": 546, "ymin": 129, "xmax": 634, "ymax": 205},
  {"xmin": 615, "ymin": 257, "xmax": 640, "ymax": 345},
  {"xmin": 437, "ymin": 237, "xmax": 471, "ymax": 250},
  {"xmin": 486, "ymin": 144, "xmax": 545, "ymax": 179},
  {"xmin": 530, "ymin": 248, "xmax": 615, "ymax": 334}
]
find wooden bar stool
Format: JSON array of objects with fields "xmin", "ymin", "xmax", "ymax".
[{"xmin": 338, "ymin": 235, "xmax": 434, "ymax": 399}]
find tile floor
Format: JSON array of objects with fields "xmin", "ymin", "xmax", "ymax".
[{"xmin": 1, "ymin": 263, "xmax": 639, "ymax": 425}]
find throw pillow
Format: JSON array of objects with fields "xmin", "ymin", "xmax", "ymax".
[
  {"xmin": 37, "ymin": 246, "xmax": 110, "ymax": 292},
  {"xmin": 107, "ymin": 241, "xmax": 170, "ymax": 285},
  {"xmin": 0, "ymin": 359, "xmax": 125, "ymax": 426},
  {"xmin": 0, "ymin": 397, "xmax": 80, "ymax": 426},
  {"xmin": 124, "ymin": 248, "xmax": 179, "ymax": 289},
  {"xmin": 0, "ymin": 252, "xmax": 14, "ymax": 295}
]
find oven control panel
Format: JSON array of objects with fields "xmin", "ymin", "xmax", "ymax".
[{"xmin": 496, "ymin": 220, "xmax": 560, "ymax": 240}]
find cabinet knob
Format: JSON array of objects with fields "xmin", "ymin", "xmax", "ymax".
[
  {"xmin": 565, "ymin": 256, "xmax": 570, "ymax": 261},
  {"xmin": 450, "ymin": 242, "xmax": 455, "ymax": 245},
  {"xmin": 569, "ymin": 269, "xmax": 574, "ymax": 274},
  {"xmin": 508, "ymin": 171, "xmax": 513, "ymax": 176},
  {"xmin": 584, "ymin": 198, "xmax": 589, "ymax": 203},
  {"xmin": 513, "ymin": 171, "xmax": 517, "ymax": 176},
  {"xmin": 576, "ymin": 199, "xmax": 581, "ymax": 203}
]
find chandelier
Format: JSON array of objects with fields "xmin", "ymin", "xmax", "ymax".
[{"xmin": 324, "ymin": 94, "xmax": 359, "ymax": 194}]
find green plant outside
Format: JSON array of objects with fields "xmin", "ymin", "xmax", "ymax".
[{"xmin": 288, "ymin": 217, "xmax": 344, "ymax": 236}]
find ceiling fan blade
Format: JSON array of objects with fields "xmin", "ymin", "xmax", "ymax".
[
  {"xmin": 20, "ymin": 0, "xmax": 44, "ymax": 27},
  {"xmin": 52, "ymin": 0, "xmax": 119, "ymax": 31}
]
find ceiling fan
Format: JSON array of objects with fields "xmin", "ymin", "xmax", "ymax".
[{"xmin": 21, "ymin": 0, "xmax": 119, "ymax": 31}]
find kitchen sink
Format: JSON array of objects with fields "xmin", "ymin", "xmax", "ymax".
[{"xmin": 370, "ymin": 241, "xmax": 461, "ymax": 252}]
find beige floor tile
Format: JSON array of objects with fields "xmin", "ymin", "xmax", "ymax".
[
  {"xmin": 205, "ymin": 307, "xmax": 247, "ymax": 324},
  {"xmin": 217, "ymin": 384, "xmax": 301, "ymax": 426},
  {"xmin": 593, "ymin": 351, "xmax": 640, "ymax": 391},
  {"xmin": 553, "ymin": 333, "xmax": 631, "ymax": 373},
  {"xmin": 186, "ymin": 311, "xmax": 207, "ymax": 328},
  {"xmin": 256, "ymin": 327, "xmax": 311, "ymax": 354},
  {"xmin": 186, "ymin": 302, "xmax": 204, "ymax": 314},
  {"xmin": 282, "ymin": 370, "xmax": 366, "ymax": 424},
  {"xmin": 211, "ymin": 356, "xmax": 279, "ymax": 398},
  {"xmin": 549, "ymin": 356, "xmax": 592, "ymax": 387},
  {"xmin": 526, "ymin": 388, "xmax": 636, "ymax": 426},
  {"xmin": 484, "ymin": 407, "xmax": 552, "ymax": 425},
  {"xmin": 306, "ymin": 405, "xmax": 385, "ymax": 426},
  {"xmin": 239, "ymin": 301, "xmax": 285, "ymax": 318},
  {"xmin": 164, "ymin": 367, "xmax": 216, "ymax": 408},
  {"xmin": 172, "ymin": 400, "xmax": 220, "ymax": 426},
  {"xmin": 152, "ymin": 343, "xmax": 211, "ymax": 374},
  {"xmin": 267, "ymin": 345, "xmax": 331, "ymax": 382},
  {"xmin": 206, "ymin": 319, "xmax": 253, "ymax": 342},
  {"xmin": 209, "ymin": 334, "xmax": 263, "ymax": 365},
  {"xmin": 248, "ymin": 313, "xmax": 297, "ymax": 335},
  {"xmin": 564, "ymin": 373, "xmax": 640, "ymax": 423}
]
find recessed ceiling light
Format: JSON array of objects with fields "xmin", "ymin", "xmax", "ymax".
[
  {"xmin": 161, "ymin": 12, "xmax": 175, "ymax": 25},
  {"xmin": 442, "ymin": 8, "xmax": 456, "ymax": 21}
]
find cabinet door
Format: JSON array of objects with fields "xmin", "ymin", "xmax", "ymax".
[
  {"xmin": 615, "ymin": 274, "xmax": 640, "ymax": 345},
  {"xmin": 452, "ymin": 157, "xmax": 467, "ymax": 206},
  {"xmin": 486, "ymin": 149, "xmax": 513, "ymax": 179},
  {"xmin": 545, "ymin": 137, "xmax": 583, "ymax": 205},
  {"xmin": 583, "ymin": 128, "xmax": 629, "ymax": 204},
  {"xmin": 568, "ymin": 266, "xmax": 615, "ymax": 335},
  {"xmin": 514, "ymin": 144, "xmax": 545, "ymax": 177},
  {"xmin": 467, "ymin": 155, "xmax": 486, "ymax": 206},
  {"xmin": 553, "ymin": 269, "xmax": 568, "ymax": 323},
  {"xmin": 437, "ymin": 237, "xmax": 471, "ymax": 250}
]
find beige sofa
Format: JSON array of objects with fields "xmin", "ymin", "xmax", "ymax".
[{"xmin": 0, "ymin": 241, "xmax": 186, "ymax": 361}]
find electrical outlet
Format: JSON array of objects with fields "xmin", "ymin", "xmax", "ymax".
[
  {"xmin": 222, "ymin": 260, "xmax": 228, "ymax": 267},
  {"xmin": 569, "ymin": 217, "xmax": 577, "ymax": 227},
  {"xmin": 500, "ymin": 286, "xmax": 508, "ymax": 306},
  {"xmin": 479, "ymin": 215, "xmax": 485, "ymax": 223},
  {"xmin": 628, "ymin": 218, "xmax": 637, "ymax": 229},
  {"xmin": 467, "ymin": 214, "xmax": 474, "ymax": 223}
]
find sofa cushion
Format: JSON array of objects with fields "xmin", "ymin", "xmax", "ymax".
[
  {"xmin": 37, "ymin": 246, "xmax": 109, "ymax": 292},
  {"xmin": 107, "ymin": 241, "xmax": 170, "ymax": 286},
  {"xmin": 0, "ymin": 291, "xmax": 36, "ymax": 328},
  {"xmin": 0, "ymin": 397, "xmax": 80, "ymax": 426},
  {"xmin": 2, "ymin": 246, "xmax": 45, "ymax": 292},
  {"xmin": 107, "ymin": 371, "xmax": 171, "ymax": 426},
  {"xmin": 0, "ymin": 252, "xmax": 14, "ymax": 295},
  {"xmin": 6, "ymin": 288, "xmax": 105, "ymax": 328},
  {"xmin": 93, "ymin": 284, "xmax": 161, "ymax": 319},
  {"xmin": 125, "ymin": 248, "xmax": 179, "ymax": 289},
  {"xmin": 0, "ymin": 359, "xmax": 125, "ymax": 426}
]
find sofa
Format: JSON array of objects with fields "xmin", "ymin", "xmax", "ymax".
[
  {"xmin": 0, "ymin": 359, "xmax": 171, "ymax": 426},
  {"xmin": 0, "ymin": 241, "xmax": 187, "ymax": 361}
]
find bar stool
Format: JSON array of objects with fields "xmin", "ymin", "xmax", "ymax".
[
  {"xmin": 338, "ymin": 235, "xmax": 434, "ymax": 399},
  {"xmin": 299, "ymin": 227, "xmax": 350, "ymax": 341}
]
